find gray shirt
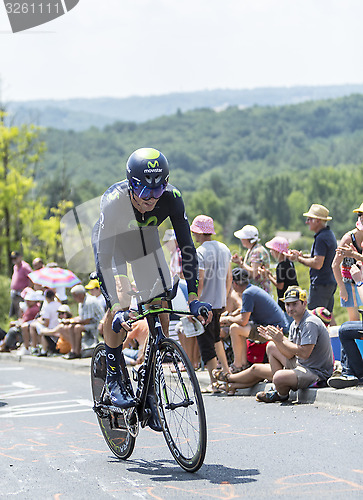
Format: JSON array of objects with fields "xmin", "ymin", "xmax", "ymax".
[
  {"xmin": 197, "ymin": 240, "xmax": 231, "ymax": 309},
  {"xmin": 79, "ymin": 293, "xmax": 105, "ymax": 332},
  {"xmin": 289, "ymin": 310, "xmax": 333, "ymax": 380}
]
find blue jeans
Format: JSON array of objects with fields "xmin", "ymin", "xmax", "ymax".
[{"xmin": 339, "ymin": 322, "xmax": 363, "ymax": 379}]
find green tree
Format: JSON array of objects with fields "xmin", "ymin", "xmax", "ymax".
[{"xmin": 0, "ymin": 113, "xmax": 70, "ymax": 273}]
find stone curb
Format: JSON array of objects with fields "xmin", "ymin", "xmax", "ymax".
[{"xmin": 2, "ymin": 352, "xmax": 362, "ymax": 411}]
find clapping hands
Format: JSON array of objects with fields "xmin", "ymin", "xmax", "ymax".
[{"xmin": 257, "ymin": 324, "xmax": 284, "ymax": 343}]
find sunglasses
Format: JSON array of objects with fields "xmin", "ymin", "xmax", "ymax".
[
  {"xmin": 357, "ymin": 212, "xmax": 363, "ymax": 217},
  {"xmin": 130, "ymin": 179, "xmax": 167, "ymax": 200}
]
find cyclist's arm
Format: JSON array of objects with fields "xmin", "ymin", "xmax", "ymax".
[{"xmin": 169, "ymin": 197, "xmax": 199, "ymax": 302}]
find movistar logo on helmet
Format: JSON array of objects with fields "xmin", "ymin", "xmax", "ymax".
[{"xmin": 144, "ymin": 160, "xmax": 162, "ymax": 173}]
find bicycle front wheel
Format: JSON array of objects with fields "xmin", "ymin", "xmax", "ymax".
[
  {"xmin": 154, "ymin": 338, "xmax": 207, "ymax": 472},
  {"xmin": 91, "ymin": 343, "xmax": 136, "ymax": 460}
]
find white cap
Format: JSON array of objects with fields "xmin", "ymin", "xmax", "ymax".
[
  {"xmin": 24, "ymin": 290, "xmax": 45, "ymax": 302},
  {"xmin": 71, "ymin": 284, "xmax": 86, "ymax": 295},
  {"xmin": 234, "ymin": 225, "xmax": 259, "ymax": 243},
  {"xmin": 57, "ymin": 304, "xmax": 71, "ymax": 313}
]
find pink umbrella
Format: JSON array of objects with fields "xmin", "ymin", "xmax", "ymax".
[{"xmin": 28, "ymin": 267, "xmax": 81, "ymax": 288}]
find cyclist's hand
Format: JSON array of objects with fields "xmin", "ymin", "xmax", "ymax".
[
  {"xmin": 189, "ymin": 300, "xmax": 212, "ymax": 325},
  {"xmin": 112, "ymin": 310, "xmax": 132, "ymax": 333}
]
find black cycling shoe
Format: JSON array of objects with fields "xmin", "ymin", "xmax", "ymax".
[
  {"xmin": 145, "ymin": 392, "xmax": 163, "ymax": 432},
  {"xmin": 106, "ymin": 379, "xmax": 136, "ymax": 409}
]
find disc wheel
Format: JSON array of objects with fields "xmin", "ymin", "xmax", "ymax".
[
  {"xmin": 154, "ymin": 338, "xmax": 207, "ymax": 472},
  {"xmin": 91, "ymin": 343, "xmax": 136, "ymax": 460}
]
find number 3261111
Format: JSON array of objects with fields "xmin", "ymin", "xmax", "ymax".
[{"xmin": 5, "ymin": 3, "xmax": 61, "ymax": 14}]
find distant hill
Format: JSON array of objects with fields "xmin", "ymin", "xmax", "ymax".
[{"xmin": 6, "ymin": 84, "xmax": 363, "ymax": 131}]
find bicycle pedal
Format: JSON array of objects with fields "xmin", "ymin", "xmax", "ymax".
[{"xmin": 108, "ymin": 405, "xmax": 124, "ymax": 414}]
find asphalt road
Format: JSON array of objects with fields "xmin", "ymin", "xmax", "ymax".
[{"xmin": 1, "ymin": 361, "xmax": 363, "ymax": 499}]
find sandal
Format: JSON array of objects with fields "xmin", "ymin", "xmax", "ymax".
[
  {"xmin": 219, "ymin": 382, "xmax": 236, "ymax": 396},
  {"xmin": 201, "ymin": 383, "xmax": 223, "ymax": 394},
  {"xmin": 212, "ymin": 368, "xmax": 230, "ymax": 383},
  {"xmin": 230, "ymin": 363, "xmax": 250, "ymax": 374},
  {"xmin": 226, "ymin": 383, "xmax": 236, "ymax": 396}
]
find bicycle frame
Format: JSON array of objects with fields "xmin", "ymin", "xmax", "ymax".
[
  {"xmin": 91, "ymin": 297, "xmax": 208, "ymax": 471},
  {"xmin": 121, "ymin": 303, "xmax": 195, "ymax": 425}
]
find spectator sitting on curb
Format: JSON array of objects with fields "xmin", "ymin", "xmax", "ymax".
[
  {"xmin": 85, "ymin": 278, "xmax": 107, "ymax": 311},
  {"xmin": 37, "ymin": 304, "xmax": 73, "ymax": 356},
  {"xmin": 0, "ymin": 290, "xmax": 43, "ymax": 353},
  {"xmin": 213, "ymin": 299, "xmax": 334, "ymax": 396},
  {"xmin": 57, "ymin": 284, "xmax": 104, "ymax": 360},
  {"xmin": 22, "ymin": 289, "xmax": 59, "ymax": 355},
  {"xmin": 311, "ymin": 307, "xmax": 332, "ymax": 328},
  {"xmin": 327, "ymin": 262, "xmax": 363, "ymax": 388},
  {"xmin": 220, "ymin": 268, "xmax": 288, "ymax": 375},
  {"xmin": 255, "ymin": 286, "xmax": 334, "ymax": 403}
]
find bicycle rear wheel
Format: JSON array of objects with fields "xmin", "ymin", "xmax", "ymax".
[
  {"xmin": 155, "ymin": 338, "xmax": 207, "ymax": 472},
  {"xmin": 91, "ymin": 343, "xmax": 136, "ymax": 460}
]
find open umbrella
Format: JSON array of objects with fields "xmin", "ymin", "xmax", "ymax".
[{"xmin": 28, "ymin": 267, "xmax": 81, "ymax": 288}]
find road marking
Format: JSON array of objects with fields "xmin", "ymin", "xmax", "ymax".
[
  {"xmin": 0, "ymin": 367, "xmax": 24, "ymax": 371},
  {"xmin": 13, "ymin": 382, "xmax": 35, "ymax": 388},
  {"xmin": 0, "ymin": 399, "xmax": 94, "ymax": 418}
]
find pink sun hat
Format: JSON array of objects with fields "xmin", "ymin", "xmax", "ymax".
[
  {"xmin": 265, "ymin": 236, "xmax": 289, "ymax": 254},
  {"xmin": 190, "ymin": 215, "xmax": 216, "ymax": 235}
]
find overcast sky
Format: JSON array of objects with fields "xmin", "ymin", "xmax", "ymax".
[{"xmin": 1, "ymin": 0, "xmax": 362, "ymax": 102}]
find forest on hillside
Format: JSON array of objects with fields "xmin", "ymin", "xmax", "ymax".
[{"xmin": 35, "ymin": 94, "xmax": 363, "ymax": 245}]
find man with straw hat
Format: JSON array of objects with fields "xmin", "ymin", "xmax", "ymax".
[{"xmin": 285, "ymin": 204, "xmax": 337, "ymax": 316}]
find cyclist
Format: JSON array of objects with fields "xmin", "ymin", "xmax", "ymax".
[{"xmin": 92, "ymin": 147, "xmax": 212, "ymax": 426}]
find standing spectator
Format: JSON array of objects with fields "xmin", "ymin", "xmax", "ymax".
[
  {"xmin": 256, "ymin": 286, "xmax": 334, "ymax": 403},
  {"xmin": 332, "ymin": 203, "xmax": 363, "ymax": 321},
  {"xmin": 232, "ymin": 225, "xmax": 271, "ymax": 293},
  {"xmin": 286, "ymin": 204, "xmax": 337, "ymax": 315},
  {"xmin": 32, "ymin": 257, "xmax": 44, "ymax": 270},
  {"xmin": 327, "ymin": 262, "xmax": 363, "ymax": 388},
  {"xmin": 261, "ymin": 236, "xmax": 298, "ymax": 322},
  {"xmin": 60, "ymin": 284, "xmax": 104, "ymax": 359},
  {"xmin": 221, "ymin": 268, "xmax": 288, "ymax": 374},
  {"xmin": 9, "ymin": 251, "xmax": 33, "ymax": 318},
  {"xmin": 190, "ymin": 215, "xmax": 232, "ymax": 393}
]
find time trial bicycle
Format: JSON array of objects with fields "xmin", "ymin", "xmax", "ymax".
[{"xmin": 91, "ymin": 279, "xmax": 207, "ymax": 472}]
